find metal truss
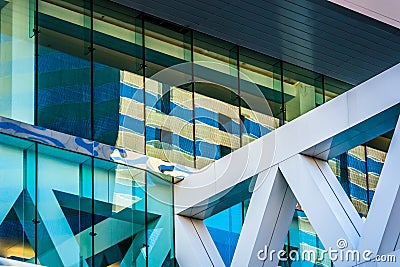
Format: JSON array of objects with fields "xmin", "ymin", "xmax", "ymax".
[{"xmin": 174, "ymin": 63, "xmax": 400, "ymax": 266}]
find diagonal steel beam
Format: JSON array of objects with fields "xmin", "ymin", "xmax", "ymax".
[
  {"xmin": 175, "ymin": 63, "xmax": 400, "ymax": 218},
  {"xmin": 279, "ymin": 155, "xmax": 363, "ymax": 267},
  {"xmin": 358, "ymin": 116, "xmax": 400, "ymax": 258},
  {"xmin": 175, "ymin": 215, "xmax": 225, "ymax": 267},
  {"xmin": 231, "ymin": 166, "xmax": 297, "ymax": 267}
]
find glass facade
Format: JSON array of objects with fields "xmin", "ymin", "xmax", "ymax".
[
  {"xmin": 0, "ymin": 0, "xmax": 35, "ymax": 124},
  {"xmin": 282, "ymin": 63, "xmax": 323, "ymax": 122},
  {"xmin": 202, "ymin": 135, "xmax": 389, "ymax": 267},
  {"xmin": 329, "ymin": 141, "xmax": 388, "ymax": 218},
  {"xmin": 0, "ymin": 133, "xmax": 174, "ymax": 266},
  {"xmin": 0, "ymin": 0, "xmax": 353, "ymax": 169},
  {"xmin": 3, "ymin": 1, "xmax": 391, "ymax": 267}
]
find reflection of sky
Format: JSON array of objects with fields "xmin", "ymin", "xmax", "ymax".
[
  {"xmin": 204, "ymin": 203, "xmax": 242, "ymax": 266},
  {"xmin": 0, "ymin": 33, "xmax": 35, "ymax": 124}
]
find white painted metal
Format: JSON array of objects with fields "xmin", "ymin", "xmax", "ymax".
[
  {"xmin": 328, "ymin": 0, "xmax": 400, "ymax": 29},
  {"xmin": 174, "ymin": 63, "xmax": 400, "ymax": 266},
  {"xmin": 175, "ymin": 63, "xmax": 400, "ymax": 219},
  {"xmin": 175, "ymin": 215, "xmax": 225, "ymax": 267},
  {"xmin": 0, "ymin": 257, "xmax": 45, "ymax": 266},
  {"xmin": 279, "ymin": 155, "xmax": 362, "ymax": 267},
  {"xmin": 231, "ymin": 166, "xmax": 296, "ymax": 267},
  {"xmin": 358, "ymin": 116, "xmax": 400, "ymax": 258}
]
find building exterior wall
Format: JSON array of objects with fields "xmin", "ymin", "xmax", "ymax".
[{"xmin": 0, "ymin": 0, "xmax": 394, "ymax": 266}]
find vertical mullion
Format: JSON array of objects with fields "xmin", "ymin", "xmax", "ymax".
[
  {"xmin": 34, "ymin": 142, "xmax": 38, "ymax": 264},
  {"xmin": 190, "ymin": 30, "xmax": 196, "ymax": 168},
  {"xmin": 237, "ymin": 46, "xmax": 242, "ymax": 148},
  {"xmin": 145, "ymin": 174, "xmax": 148, "ymax": 267},
  {"xmin": 287, "ymin": 230, "xmax": 291, "ymax": 267},
  {"xmin": 280, "ymin": 61, "xmax": 286, "ymax": 125},
  {"xmin": 89, "ymin": 0, "xmax": 95, "ymax": 265},
  {"xmin": 90, "ymin": 0, "xmax": 94, "ymax": 141},
  {"xmin": 364, "ymin": 146, "xmax": 371, "ymax": 210},
  {"xmin": 34, "ymin": 0, "xmax": 39, "ymax": 126},
  {"xmin": 142, "ymin": 15, "xmax": 147, "ymax": 156},
  {"xmin": 322, "ymin": 75, "xmax": 326, "ymax": 103},
  {"xmin": 172, "ymin": 175, "xmax": 176, "ymax": 267},
  {"xmin": 142, "ymin": 16, "xmax": 149, "ymax": 267},
  {"xmin": 33, "ymin": 0, "xmax": 39, "ymax": 262},
  {"xmin": 91, "ymin": 157, "xmax": 95, "ymax": 267}
]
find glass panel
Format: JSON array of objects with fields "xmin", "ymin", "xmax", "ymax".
[
  {"xmin": 37, "ymin": 144, "xmax": 92, "ymax": 266},
  {"xmin": 37, "ymin": 0, "xmax": 92, "ymax": 139},
  {"xmin": 146, "ymin": 172, "xmax": 174, "ymax": 266},
  {"xmin": 193, "ymin": 32, "xmax": 239, "ymax": 168},
  {"xmin": 92, "ymin": 1, "xmax": 144, "ymax": 149},
  {"xmin": 0, "ymin": 134, "xmax": 35, "ymax": 262},
  {"xmin": 365, "ymin": 132, "xmax": 391, "ymax": 215},
  {"xmin": 330, "ymin": 133, "xmax": 391, "ymax": 219},
  {"xmin": 324, "ymin": 76, "xmax": 353, "ymax": 102},
  {"xmin": 366, "ymin": 147, "xmax": 386, "ymax": 207},
  {"xmin": 93, "ymin": 159, "xmax": 146, "ymax": 267},
  {"xmin": 329, "ymin": 154, "xmax": 351, "ymax": 198},
  {"xmin": 347, "ymin": 146, "xmax": 368, "ymax": 217},
  {"xmin": 0, "ymin": 0, "xmax": 35, "ymax": 123},
  {"xmin": 287, "ymin": 210, "xmax": 332, "ymax": 267},
  {"xmin": 144, "ymin": 18, "xmax": 193, "ymax": 167},
  {"xmin": 282, "ymin": 63, "xmax": 322, "ymax": 122},
  {"xmin": 238, "ymin": 48, "xmax": 282, "ymax": 145},
  {"xmin": 204, "ymin": 203, "xmax": 243, "ymax": 266}
]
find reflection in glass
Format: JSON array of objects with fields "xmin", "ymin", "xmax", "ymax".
[
  {"xmin": 0, "ymin": 0, "xmax": 35, "ymax": 123},
  {"xmin": 282, "ymin": 63, "xmax": 322, "ymax": 122},
  {"xmin": 346, "ymin": 146, "xmax": 369, "ymax": 217},
  {"xmin": 239, "ymin": 48, "xmax": 281, "ymax": 145},
  {"xmin": 37, "ymin": 0, "xmax": 91, "ymax": 139},
  {"xmin": 0, "ymin": 135, "xmax": 35, "ymax": 262},
  {"xmin": 193, "ymin": 33, "xmax": 239, "ymax": 168},
  {"xmin": 205, "ymin": 203, "xmax": 243, "ymax": 266},
  {"xmin": 286, "ymin": 210, "xmax": 331, "ymax": 267},
  {"xmin": 366, "ymin": 147, "xmax": 386, "ymax": 206},
  {"xmin": 329, "ymin": 134, "xmax": 390, "ymax": 219},
  {"xmin": 324, "ymin": 76, "xmax": 353, "ymax": 102},
  {"xmin": 93, "ymin": 1, "xmax": 144, "ymax": 148},
  {"xmin": 93, "ymin": 159, "xmax": 146, "ymax": 266},
  {"xmin": 146, "ymin": 172, "xmax": 175, "ymax": 266},
  {"xmin": 37, "ymin": 145, "xmax": 92, "ymax": 266},
  {"xmin": 144, "ymin": 19, "xmax": 194, "ymax": 167}
]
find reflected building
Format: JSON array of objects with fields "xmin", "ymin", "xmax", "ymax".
[{"xmin": 0, "ymin": 0, "xmax": 399, "ymax": 266}]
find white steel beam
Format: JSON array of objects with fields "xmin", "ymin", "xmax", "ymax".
[
  {"xmin": 175, "ymin": 63, "xmax": 400, "ymax": 217},
  {"xmin": 175, "ymin": 215, "xmax": 225, "ymax": 267},
  {"xmin": 231, "ymin": 166, "xmax": 297, "ymax": 267},
  {"xmin": 279, "ymin": 155, "xmax": 363, "ymax": 265},
  {"xmin": 358, "ymin": 116, "xmax": 400, "ymax": 258}
]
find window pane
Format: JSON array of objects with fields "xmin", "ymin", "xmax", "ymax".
[
  {"xmin": 0, "ymin": 0, "xmax": 35, "ymax": 123},
  {"xmin": 193, "ymin": 33, "xmax": 239, "ymax": 168},
  {"xmin": 347, "ymin": 146, "xmax": 368, "ymax": 217},
  {"xmin": 0, "ymin": 134, "xmax": 35, "ymax": 261},
  {"xmin": 239, "ymin": 48, "xmax": 281, "ymax": 145},
  {"xmin": 287, "ymin": 210, "xmax": 331, "ymax": 266},
  {"xmin": 146, "ymin": 173, "xmax": 174, "ymax": 266},
  {"xmin": 366, "ymin": 146, "xmax": 386, "ymax": 206},
  {"xmin": 93, "ymin": 1, "xmax": 144, "ymax": 149},
  {"xmin": 283, "ymin": 63, "xmax": 322, "ymax": 122},
  {"xmin": 144, "ymin": 19, "xmax": 194, "ymax": 167},
  {"xmin": 204, "ymin": 203, "xmax": 243, "ymax": 266},
  {"xmin": 324, "ymin": 76, "xmax": 353, "ymax": 102},
  {"xmin": 94, "ymin": 159, "xmax": 146, "ymax": 266},
  {"xmin": 37, "ymin": 0, "xmax": 91, "ymax": 139},
  {"xmin": 37, "ymin": 145, "xmax": 92, "ymax": 266}
]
